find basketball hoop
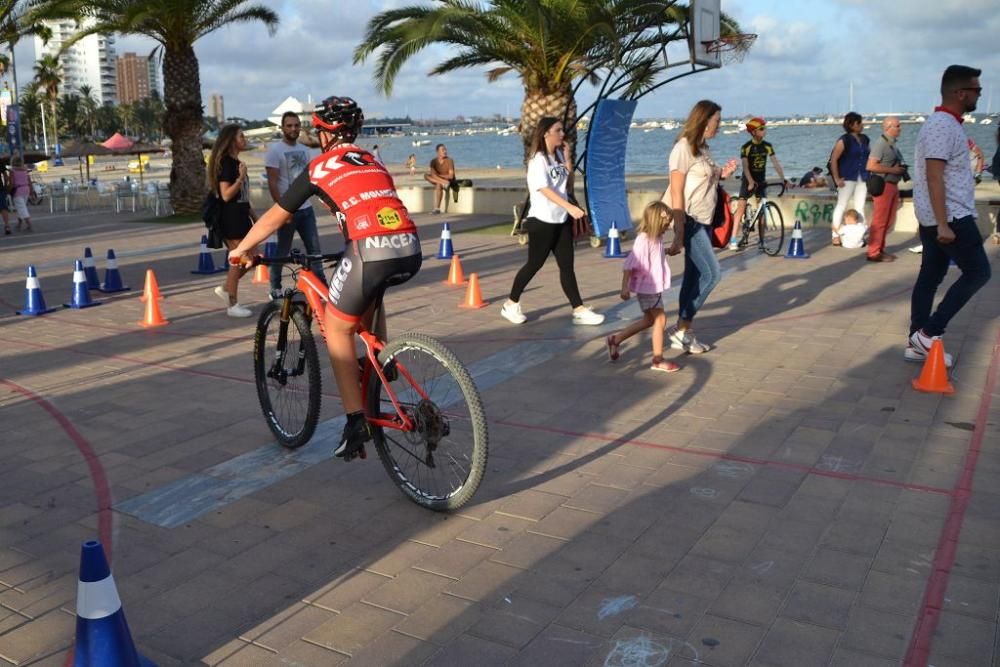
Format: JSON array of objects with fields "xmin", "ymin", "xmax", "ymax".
[{"xmin": 702, "ymin": 33, "xmax": 757, "ymax": 64}]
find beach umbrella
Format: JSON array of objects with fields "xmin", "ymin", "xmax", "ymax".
[
  {"xmin": 118, "ymin": 142, "xmax": 166, "ymax": 184},
  {"xmin": 59, "ymin": 140, "xmax": 115, "ymax": 182}
]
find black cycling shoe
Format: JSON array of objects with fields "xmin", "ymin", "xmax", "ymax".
[{"xmin": 335, "ymin": 413, "xmax": 371, "ymax": 461}]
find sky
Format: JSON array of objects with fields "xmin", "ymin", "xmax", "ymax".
[{"xmin": 11, "ymin": 0, "xmax": 1000, "ymax": 122}]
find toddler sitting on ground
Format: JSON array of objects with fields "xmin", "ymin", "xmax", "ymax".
[{"xmin": 838, "ymin": 208, "xmax": 868, "ymax": 249}]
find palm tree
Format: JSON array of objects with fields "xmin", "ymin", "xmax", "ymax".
[
  {"xmin": 78, "ymin": 83, "xmax": 98, "ymax": 137},
  {"xmin": 33, "ymin": 52, "xmax": 61, "ymax": 148},
  {"xmin": 1, "ymin": 0, "xmax": 53, "ymax": 153},
  {"xmin": 355, "ymin": 1, "xmax": 742, "ymax": 161},
  {"xmin": 34, "ymin": 0, "xmax": 279, "ymax": 213},
  {"xmin": 58, "ymin": 92, "xmax": 82, "ymax": 137},
  {"xmin": 18, "ymin": 86, "xmax": 40, "ymax": 145}
]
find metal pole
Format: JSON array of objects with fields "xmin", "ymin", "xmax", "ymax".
[{"xmin": 10, "ymin": 42, "xmax": 24, "ymax": 160}]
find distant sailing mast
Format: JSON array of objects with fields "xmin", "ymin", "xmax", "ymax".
[{"xmin": 849, "ymin": 81, "xmax": 854, "ymax": 111}]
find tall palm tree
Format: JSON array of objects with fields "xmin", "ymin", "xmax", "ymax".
[
  {"xmin": 1, "ymin": 0, "xmax": 52, "ymax": 153},
  {"xmin": 33, "ymin": 52, "xmax": 61, "ymax": 147},
  {"xmin": 78, "ymin": 83, "xmax": 98, "ymax": 137},
  {"xmin": 35, "ymin": 0, "xmax": 279, "ymax": 213},
  {"xmin": 355, "ymin": 1, "xmax": 742, "ymax": 162},
  {"xmin": 18, "ymin": 86, "xmax": 40, "ymax": 144}
]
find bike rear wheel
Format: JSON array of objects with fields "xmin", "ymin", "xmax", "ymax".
[
  {"xmin": 254, "ymin": 301, "xmax": 321, "ymax": 448},
  {"xmin": 759, "ymin": 202, "xmax": 785, "ymax": 256},
  {"xmin": 366, "ymin": 333, "xmax": 488, "ymax": 511}
]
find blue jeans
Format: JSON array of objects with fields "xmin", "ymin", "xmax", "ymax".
[
  {"xmin": 270, "ymin": 207, "xmax": 325, "ymax": 291},
  {"xmin": 910, "ymin": 216, "xmax": 991, "ymax": 337},
  {"xmin": 678, "ymin": 218, "xmax": 721, "ymax": 321}
]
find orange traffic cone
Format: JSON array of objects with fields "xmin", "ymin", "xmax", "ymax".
[
  {"xmin": 443, "ymin": 254, "xmax": 466, "ymax": 286},
  {"xmin": 460, "ymin": 273, "xmax": 488, "ymax": 309},
  {"xmin": 138, "ymin": 271, "xmax": 168, "ymax": 327},
  {"xmin": 139, "ymin": 268, "xmax": 163, "ymax": 302},
  {"xmin": 912, "ymin": 339, "xmax": 954, "ymax": 394},
  {"xmin": 252, "ymin": 262, "xmax": 270, "ymax": 284}
]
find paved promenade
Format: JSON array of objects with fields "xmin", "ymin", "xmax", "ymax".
[{"xmin": 0, "ymin": 203, "xmax": 998, "ymax": 666}]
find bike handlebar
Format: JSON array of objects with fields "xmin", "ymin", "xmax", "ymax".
[
  {"xmin": 765, "ymin": 181, "xmax": 787, "ymax": 197},
  {"xmin": 233, "ymin": 250, "xmax": 344, "ymax": 268}
]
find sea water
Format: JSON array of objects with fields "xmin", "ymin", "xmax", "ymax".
[{"xmin": 363, "ymin": 121, "xmax": 999, "ymax": 179}]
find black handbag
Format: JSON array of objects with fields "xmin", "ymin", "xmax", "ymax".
[
  {"xmin": 201, "ymin": 192, "xmax": 224, "ymax": 248},
  {"xmin": 866, "ymin": 173, "xmax": 886, "ymax": 197}
]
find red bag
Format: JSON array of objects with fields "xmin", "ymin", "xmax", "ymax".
[{"xmin": 710, "ymin": 185, "xmax": 733, "ymax": 248}]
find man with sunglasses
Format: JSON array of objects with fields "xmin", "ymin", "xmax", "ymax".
[{"xmin": 907, "ymin": 65, "xmax": 992, "ymax": 366}]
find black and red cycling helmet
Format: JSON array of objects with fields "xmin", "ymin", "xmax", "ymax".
[{"xmin": 312, "ymin": 96, "xmax": 364, "ymax": 142}]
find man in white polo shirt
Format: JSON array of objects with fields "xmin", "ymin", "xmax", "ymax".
[
  {"xmin": 908, "ymin": 65, "xmax": 992, "ymax": 365},
  {"xmin": 265, "ymin": 112, "xmax": 325, "ymax": 296}
]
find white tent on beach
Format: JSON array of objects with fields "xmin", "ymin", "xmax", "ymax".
[{"xmin": 268, "ymin": 96, "xmax": 315, "ymax": 127}]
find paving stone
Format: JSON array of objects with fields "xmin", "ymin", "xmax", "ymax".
[
  {"xmin": 827, "ymin": 648, "xmax": 900, "ymax": 667},
  {"xmin": 509, "ymin": 624, "xmax": 606, "ymax": 667},
  {"xmin": 393, "ymin": 594, "xmax": 479, "ymax": 644},
  {"xmin": 942, "ymin": 573, "xmax": 1000, "ymax": 620},
  {"xmin": 750, "ymin": 616, "xmax": 840, "ymax": 666},
  {"xmin": 455, "ymin": 512, "xmax": 533, "ymax": 549},
  {"xmin": 660, "ymin": 555, "xmax": 736, "ymax": 599},
  {"xmin": 422, "ymin": 633, "xmax": 517, "ymax": 667},
  {"xmin": 623, "ymin": 585, "xmax": 712, "ymax": 638},
  {"xmin": 859, "ymin": 570, "xmax": 926, "ymax": 617},
  {"xmin": 779, "ymin": 580, "xmax": 856, "ymax": 629},
  {"xmin": 926, "ymin": 609, "xmax": 996, "ymax": 665},
  {"xmin": 468, "ymin": 595, "xmax": 560, "ymax": 648},
  {"xmin": 490, "ymin": 532, "xmax": 566, "ymax": 570},
  {"xmin": 344, "ymin": 629, "xmax": 439, "ymax": 666},
  {"xmin": 305, "ymin": 569, "xmax": 393, "ymax": 613},
  {"xmin": 587, "ymin": 625, "xmax": 697, "ymax": 667},
  {"xmin": 363, "ymin": 540, "xmax": 438, "ymax": 578},
  {"xmin": 362, "ymin": 568, "xmax": 453, "ymax": 615},
  {"xmin": 302, "ymin": 601, "xmax": 405, "ymax": 656},
  {"xmin": 411, "ymin": 539, "xmax": 496, "ymax": 580},
  {"xmin": 839, "ymin": 605, "xmax": 915, "ymax": 660},
  {"xmin": 527, "ymin": 506, "xmax": 601, "ymax": 540},
  {"xmin": 442, "ymin": 560, "xmax": 522, "ymax": 604},
  {"xmin": 684, "ymin": 613, "xmax": 767, "ymax": 667},
  {"xmin": 710, "ymin": 580, "xmax": 787, "ymax": 627},
  {"xmin": 800, "ymin": 548, "xmax": 872, "ymax": 590},
  {"xmin": 0, "ymin": 608, "xmax": 73, "ymax": 664}
]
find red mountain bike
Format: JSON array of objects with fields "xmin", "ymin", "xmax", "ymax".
[{"xmin": 253, "ymin": 250, "xmax": 488, "ymax": 511}]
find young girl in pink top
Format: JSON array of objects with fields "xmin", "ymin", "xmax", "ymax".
[{"xmin": 606, "ymin": 201, "xmax": 679, "ymax": 372}]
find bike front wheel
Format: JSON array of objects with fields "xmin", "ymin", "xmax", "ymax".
[
  {"xmin": 254, "ymin": 301, "xmax": 321, "ymax": 449},
  {"xmin": 759, "ymin": 202, "xmax": 785, "ymax": 256},
  {"xmin": 366, "ymin": 333, "xmax": 488, "ymax": 511}
]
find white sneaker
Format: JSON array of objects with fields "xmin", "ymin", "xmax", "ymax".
[
  {"xmin": 226, "ymin": 303, "xmax": 253, "ymax": 318},
  {"xmin": 667, "ymin": 326, "xmax": 710, "ymax": 354},
  {"xmin": 431, "ymin": 208, "xmax": 442, "ymax": 215},
  {"xmin": 907, "ymin": 245, "xmax": 923, "ymax": 254},
  {"xmin": 214, "ymin": 285, "xmax": 230, "ymax": 305},
  {"xmin": 905, "ymin": 330, "xmax": 953, "ymax": 368},
  {"xmin": 572, "ymin": 306, "xmax": 605, "ymax": 326},
  {"xmin": 500, "ymin": 300, "xmax": 526, "ymax": 324}
]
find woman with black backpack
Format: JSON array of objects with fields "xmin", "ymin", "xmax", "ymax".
[{"xmin": 829, "ymin": 112, "xmax": 871, "ymax": 246}]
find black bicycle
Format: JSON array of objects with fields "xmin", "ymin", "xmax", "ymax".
[{"xmin": 730, "ymin": 181, "xmax": 786, "ymax": 256}]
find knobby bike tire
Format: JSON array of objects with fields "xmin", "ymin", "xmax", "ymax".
[
  {"xmin": 366, "ymin": 333, "xmax": 488, "ymax": 511},
  {"xmin": 254, "ymin": 302, "xmax": 321, "ymax": 449},
  {"xmin": 760, "ymin": 202, "xmax": 785, "ymax": 256}
]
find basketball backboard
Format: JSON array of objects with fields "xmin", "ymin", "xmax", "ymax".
[{"xmin": 690, "ymin": 0, "xmax": 721, "ymax": 68}]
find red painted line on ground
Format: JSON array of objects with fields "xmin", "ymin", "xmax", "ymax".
[
  {"xmin": 493, "ymin": 418, "xmax": 953, "ymax": 496},
  {"xmin": 0, "ymin": 379, "xmax": 113, "ymax": 556},
  {"xmin": 904, "ymin": 325, "xmax": 1000, "ymax": 667}
]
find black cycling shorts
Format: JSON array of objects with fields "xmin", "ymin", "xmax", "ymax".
[
  {"xmin": 326, "ymin": 231, "xmax": 422, "ymax": 322},
  {"xmin": 738, "ymin": 176, "xmax": 767, "ymax": 200}
]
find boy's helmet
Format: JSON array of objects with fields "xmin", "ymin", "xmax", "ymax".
[
  {"xmin": 312, "ymin": 96, "xmax": 364, "ymax": 141},
  {"xmin": 745, "ymin": 117, "xmax": 766, "ymax": 133}
]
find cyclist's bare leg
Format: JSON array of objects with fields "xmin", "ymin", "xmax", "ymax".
[
  {"xmin": 325, "ymin": 315, "xmax": 363, "ymax": 413},
  {"xmin": 361, "ymin": 301, "xmax": 387, "ymax": 342}
]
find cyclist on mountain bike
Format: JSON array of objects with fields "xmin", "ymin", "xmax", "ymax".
[{"xmin": 229, "ymin": 96, "xmax": 422, "ymax": 460}]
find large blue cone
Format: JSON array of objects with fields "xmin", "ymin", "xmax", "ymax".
[
  {"xmin": 65, "ymin": 260, "xmax": 103, "ymax": 308},
  {"xmin": 603, "ymin": 222, "xmax": 627, "ymax": 258},
  {"xmin": 82, "ymin": 247, "xmax": 101, "ymax": 289},
  {"xmin": 99, "ymin": 249, "xmax": 131, "ymax": 293},
  {"xmin": 436, "ymin": 222, "xmax": 454, "ymax": 259},
  {"xmin": 785, "ymin": 220, "xmax": 810, "ymax": 259},
  {"xmin": 73, "ymin": 541, "xmax": 155, "ymax": 667},
  {"xmin": 16, "ymin": 265, "xmax": 58, "ymax": 316},
  {"xmin": 191, "ymin": 235, "xmax": 227, "ymax": 274}
]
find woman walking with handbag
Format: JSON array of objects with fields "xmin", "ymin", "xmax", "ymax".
[
  {"xmin": 663, "ymin": 100, "xmax": 737, "ymax": 354},
  {"xmin": 208, "ymin": 124, "xmax": 258, "ymax": 317},
  {"xmin": 500, "ymin": 117, "xmax": 604, "ymax": 326}
]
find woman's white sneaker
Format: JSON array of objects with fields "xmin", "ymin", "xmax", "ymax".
[
  {"xmin": 501, "ymin": 300, "xmax": 527, "ymax": 324},
  {"xmin": 226, "ymin": 303, "xmax": 253, "ymax": 318},
  {"xmin": 214, "ymin": 285, "xmax": 230, "ymax": 305},
  {"xmin": 572, "ymin": 306, "xmax": 605, "ymax": 326},
  {"xmin": 667, "ymin": 326, "xmax": 710, "ymax": 354}
]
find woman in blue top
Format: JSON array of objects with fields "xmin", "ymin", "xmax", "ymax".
[{"xmin": 829, "ymin": 112, "xmax": 870, "ymax": 245}]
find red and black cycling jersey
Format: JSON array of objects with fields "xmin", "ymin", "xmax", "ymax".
[{"xmin": 279, "ymin": 143, "xmax": 417, "ymax": 242}]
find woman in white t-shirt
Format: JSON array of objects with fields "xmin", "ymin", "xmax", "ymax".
[
  {"xmin": 500, "ymin": 117, "xmax": 604, "ymax": 326},
  {"xmin": 663, "ymin": 100, "xmax": 738, "ymax": 354}
]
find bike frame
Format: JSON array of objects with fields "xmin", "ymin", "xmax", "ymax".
[{"xmin": 278, "ymin": 261, "xmax": 424, "ymax": 434}]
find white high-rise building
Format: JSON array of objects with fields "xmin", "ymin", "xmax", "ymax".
[{"xmin": 33, "ymin": 19, "xmax": 117, "ymax": 105}]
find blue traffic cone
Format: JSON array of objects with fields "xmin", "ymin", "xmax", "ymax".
[
  {"xmin": 16, "ymin": 265, "xmax": 58, "ymax": 316},
  {"xmin": 73, "ymin": 540, "xmax": 154, "ymax": 667},
  {"xmin": 99, "ymin": 249, "xmax": 131, "ymax": 293},
  {"xmin": 190, "ymin": 236, "xmax": 227, "ymax": 274},
  {"xmin": 785, "ymin": 220, "xmax": 810, "ymax": 259},
  {"xmin": 436, "ymin": 222, "xmax": 454, "ymax": 259},
  {"xmin": 603, "ymin": 222, "xmax": 627, "ymax": 258},
  {"xmin": 65, "ymin": 260, "xmax": 103, "ymax": 309},
  {"xmin": 82, "ymin": 247, "xmax": 101, "ymax": 289}
]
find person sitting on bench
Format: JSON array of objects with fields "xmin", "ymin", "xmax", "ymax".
[{"xmin": 424, "ymin": 143, "xmax": 471, "ymax": 213}]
